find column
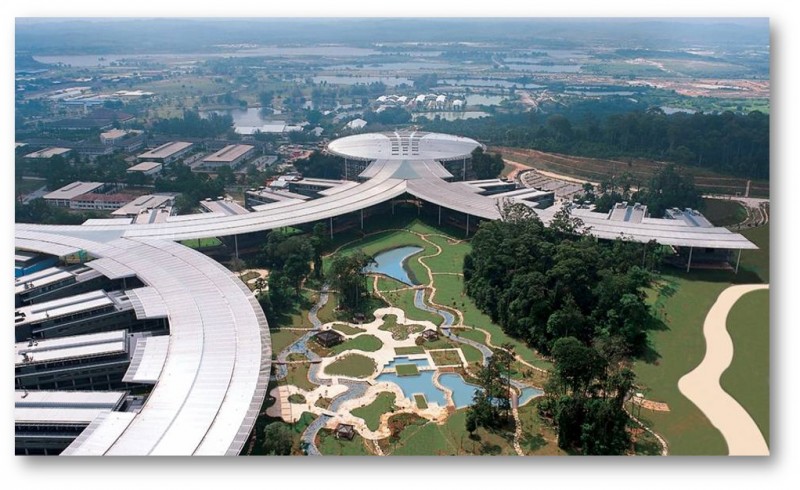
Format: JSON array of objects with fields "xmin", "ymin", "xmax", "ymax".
[{"xmin": 686, "ymin": 246, "xmax": 693, "ymax": 273}]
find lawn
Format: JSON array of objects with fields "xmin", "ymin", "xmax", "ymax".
[
  {"xmin": 414, "ymin": 394, "xmax": 428, "ymax": 409},
  {"xmin": 269, "ymin": 329, "xmax": 308, "ymax": 357},
  {"xmin": 382, "ymin": 288, "xmax": 443, "ymax": 326},
  {"xmin": 421, "ymin": 234, "xmax": 470, "ymax": 274},
  {"xmin": 429, "ymin": 349, "xmax": 463, "ymax": 367},
  {"xmin": 395, "ymin": 346, "xmax": 425, "ymax": 355},
  {"xmin": 460, "ymin": 343, "xmax": 484, "ymax": 365},
  {"xmin": 378, "ymin": 314, "xmax": 424, "ymax": 340},
  {"xmin": 329, "ymin": 334, "xmax": 383, "ymax": 355},
  {"xmin": 324, "ymin": 354, "xmax": 377, "ymax": 379},
  {"xmin": 634, "ymin": 275, "xmax": 730, "ymax": 455},
  {"xmin": 516, "ymin": 400, "xmax": 567, "ymax": 456},
  {"xmin": 283, "ymin": 362, "xmax": 318, "ymax": 392},
  {"xmin": 384, "ymin": 409, "xmax": 517, "ymax": 456},
  {"xmin": 332, "ymin": 323, "xmax": 366, "ymax": 335},
  {"xmin": 317, "ymin": 429, "xmax": 373, "ymax": 456},
  {"xmin": 352, "ymin": 392, "xmax": 397, "ymax": 431},
  {"xmin": 720, "ymin": 288, "xmax": 770, "ymax": 445},
  {"xmin": 395, "ymin": 364, "xmax": 420, "ymax": 376},
  {"xmin": 249, "ymin": 411, "xmax": 316, "ymax": 456},
  {"xmin": 288, "ymin": 393, "xmax": 306, "ymax": 404},
  {"xmin": 739, "ymin": 224, "xmax": 769, "ymax": 283},
  {"xmin": 702, "ymin": 198, "xmax": 747, "ymax": 227}
]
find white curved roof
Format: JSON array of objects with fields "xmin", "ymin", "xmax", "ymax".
[
  {"xmin": 15, "ymin": 231, "xmax": 271, "ymax": 456},
  {"xmin": 327, "ymin": 130, "xmax": 481, "ymax": 162}
]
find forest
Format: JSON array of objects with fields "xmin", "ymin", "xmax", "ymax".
[{"xmin": 422, "ymin": 108, "xmax": 769, "ymax": 179}]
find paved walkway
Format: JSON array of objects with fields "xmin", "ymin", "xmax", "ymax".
[{"xmin": 677, "ymin": 284, "xmax": 770, "ymax": 456}]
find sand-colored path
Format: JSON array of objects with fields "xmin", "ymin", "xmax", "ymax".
[{"xmin": 678, "ymin": 284, "xmax": 770, "ymax": 456}]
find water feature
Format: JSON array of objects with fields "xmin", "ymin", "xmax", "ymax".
[
  {"xmin": 313, "ymin": 75, "xmax": 413, "ymax": 86},
  {"xmin": 518, "ymin": 387, "xmax": 544, "ymax": 406},
  {"xmin": 465, "ymin": 94, "xmax": 507, "ymax": 106},
  {"xmin": 439, "ymin": 373, "xmax": 482, "ymax": 409},
  {"xmin": 440, "ymin": 78, "xmax": 545, "ymax": 89},
  {"xmin": 506, "ymin": 64, "xmax": 582, "ymax": 73},
  {"xmin": 660, "ymin": 106, "xmax": 697, "ymax": 115},
  {"xmin": 375, "ymin": 371, "xmax": 446, "ymax": 406},
  {"xmin": 364, "ymin": 246, "xmax": 423, "ymax": 286},
  {"xmin": 384, "ymin": 356, "xmax": 430, "ymax": 370}
]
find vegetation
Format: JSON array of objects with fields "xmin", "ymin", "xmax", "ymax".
[
  {"xmin": 395, "ymin": 346, "xmax": 425, "ymax": 355},
  {"xmin": 293, "ymin": 150, "xmax": 344, "ymax": 180},
  {"xmin": 262, "ymin": 422, "xmax": 293, "ymax": 455},
  {"xmin": 414, "ymin": 394, "xmax": 428, "ymax": 409},
  {"xmin": 423, "ymin": 109, "xmax": 769, "ymax": 179},
  {"xmin": 720, "ymin": 289, "xmax": 770, "ymax": 444},
  {"xmin": 471, "ymin": 147, "xmax": 505, "ymax": 180},
  {"xmin": 702, "ymin": 198, "xmax": 747, "ymax": 227},
  {"xmin": 378, "ymin": 314, "xmax": 424, "ymax": 340},
  {"xmin": 328, "ymin": 335, "xmax": 383, "ymax": 355},
  {"xmin": 324, "ymin": 353, "xmax": 377, "ymax": 379},
  {"xmin": 287, "ymin": 393, "xmax": 306, "ymax": 404},
  {"xmin": 429, "ymin": 349, "xmax": 463, "ymax": 367},
  {"xmin": 317, "ymin": 429, "xmax": 373, "ymax": 456},
  {"xmin": 152, "ymin": 109, "xmax": 233, "ymax": 137},
  {"xmin": 395, "ymin": 364, "xmax": 420, "ymax": 377},
  {"xmin": 329, "ymin": 251, "xmax": 375, "ymax": 312},
  {"xmin": 466, "ymin": 346, "xmax": 514, "ymax": 433},
  {"xmin": 352, "ymin": 392, "xmax": 397, "ymax": 431}
]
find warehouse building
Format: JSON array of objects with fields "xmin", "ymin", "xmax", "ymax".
[
  {"xmin": 200, "ymin": 144, "xmax": 255, "ymax": 170},
  {"xmin": 137, "ymin": 141, "xmax": 193, "ymax": 164}
]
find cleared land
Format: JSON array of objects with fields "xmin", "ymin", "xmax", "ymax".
[
  {"xmin": 494, "ymin": 146, "xmax": 769, "ymax": 197},
  {"xmin": 702, "ymin": 198, "xmax": 748, "ymax": 227},
  {"xmin": 720, "ymin": 289, "xmax": 770, "ymax": 445}
]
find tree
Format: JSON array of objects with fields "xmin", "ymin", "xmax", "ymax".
[
  {"xmin": 470, "ymin": 147, "xmax": 505, "ymax": 180},
  {"xmin": 329, "ymin": 252, "xmax": 375, "ymax": 311},
  {"xmin": 262, "ymin": 422, "xmax": 293, "ymax": 455}
]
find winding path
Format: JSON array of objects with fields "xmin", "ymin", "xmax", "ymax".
[{"xmin": 677, "ymin": 284, "xmax": 769, "ymax": 456}]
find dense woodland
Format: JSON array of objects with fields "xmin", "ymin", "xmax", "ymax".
[
  {"xmin": 464, "ymin": 202, "xmax": 665, "ymax": 454},
  {"xmin": 422, "ymin": 108, "xmax": 769, "ymax": 179}
]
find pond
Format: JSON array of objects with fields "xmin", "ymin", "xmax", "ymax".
[
  {"xmin": 375, "ymin": 371, "xmax": 446, "ymax": 406},
  {"xmin": 518, "ymin": 386, "xmax": 544, "ymax": 406},
  {"xmin": 439, "ymin": 373, "xmax": 482, "ymax": 409},
  {"xmin": 364, "ymin": 246, "xmax": 423, "ymax": 286},
  {"xmin": 660, "ymin": 106, "xmax": 697, "ymax": 115},
  {"xmin": 465, "ymin": 94, "xmax": 507, "ymax": 106},
  {"xmin": 440, "ymin": 78, "xmax": 545, "ymax": 89}
]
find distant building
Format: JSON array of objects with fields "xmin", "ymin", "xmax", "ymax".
[
  {"xmin": 199, "ymin": 197, "xmax": 250, "ymax": 216},
  {"xmin": 346, "ymin": 118, "xmax": 367, "ymax": 130},
  {"xmin": 43, "ymin": 182, "xmax": 107, "ymax": 208},
  {"xmin": 137, "ymin": 141, "xmax": 193, "ymax": 164},
  {"xmin": 100, "ymin": 129, "xmax": 145, "ymax": 152},
  {"xmin": 126, "ymin": 161, "xmax": 163, "ymax": 176},
  {"xmin": 111, "ymin": 193, "xmax": 176, "ymax": 218},
  {"xmin": 201, "ymin": 144, "xmax": 255, "ymax": 169},
  {"xmin": 70, "ymin": 192, "xmax": 138, "ymax": 211},
  {"xmin": 24, "ymin": 147, "xmax": 72, "ymax": 160}
]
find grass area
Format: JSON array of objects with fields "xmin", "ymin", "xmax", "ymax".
[
  {"xmin": 421, "ymin": 234, "xmax": 470, "ymax": 274},
  {"xmin": 720, "ymin": 289, "xmax": 770, "ymax": 445},
  {"xmin": 273, "ymin": 290, "xmax": 317, "ymax": 329},
  {"xmin": 382, "ymin": 410, "xmax": 517, "ymax": 456},
  {"xmin": 269, "ymin": 329, "xmax": 308, "ymax": 357},
  {"xmin": 331, "ymin": 323, "xmax": 366, "ymax": 335},
  {"xmin": 414, "ymin": 394, "xmax": 428, "ymax": 409},
  {"xmin": 634, "ymin": 275, "xmax": 730, "ymax": 455},
  {"xmin": 315, "ymin": 291, "xmax": 339, "ymax": 324},
  {"xmin": 378, "ymin": 314, "xmax": 424, "ymax": 340},
  {"xmin": 739, "ymin": 224, "xmax": 770, "ymax": 283},
  {"xmin": 352, "ymin": 392, "xmax": 397, "ymax": 431},
  {"xmin": 286, "ymin": 353, "xmax": 306, "ymax": 362},
  {"xmin": 460, "ymin": 343, "xmax": 484, "ymax": 365},
  {"xmin": 180, "ymin": 237, "xmax": 223, "ymax": 249},
  {"xmin": 324, "ymin": 354, "xmax": 377, "ymax": 379},
  {"xmin": 429, "ymin": 349, "xmax": 463, "ymax": 367},
  {"xmin": 283, "ymin": 362, "xmax": 318, "ymax": 392},
  {"xmin": 330, "ymin": 334, "xmax": 383, "ymax": 355},
  {"xmin": 517, "ymin": 400, "xmax": 567, "ymax": 455},
  {"xmin": 315, "ymin": 397, "xmax": 332, "ymax": 410},
  {"xmin": 433, "ymin": 274, "xmax": 552, "ymax": 370},
  {"xmin": 317, "ymin": 429, "xmax": 373, "ymax": 456},
  {"xmin": 375, "ymin": 275, "xmax": 408, "ymax": 291},
  {"xmin": 395, "ymin": 346, "xmax": 425, "ymax": 355},
  {"xmin": 382, "ymin": 288, "xmax": 443, "ymax": 326},
  {"xmin": 702, "ymin": 198, "xmax": 747, "ymax": 227},
  {"xmin": 15, "ymin": 178, "xmax": 46, "ymax": 197},
  {"xmin": 395, "ymin": 364, "xmax": 420, "ymax": 376},
  {"xmin": 288, "ymin": 393, "xmax": 306, "ymax": 404},
  {"xmin": 238, "ymin": 270, "xmax": 261, "ymax": 283}
]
